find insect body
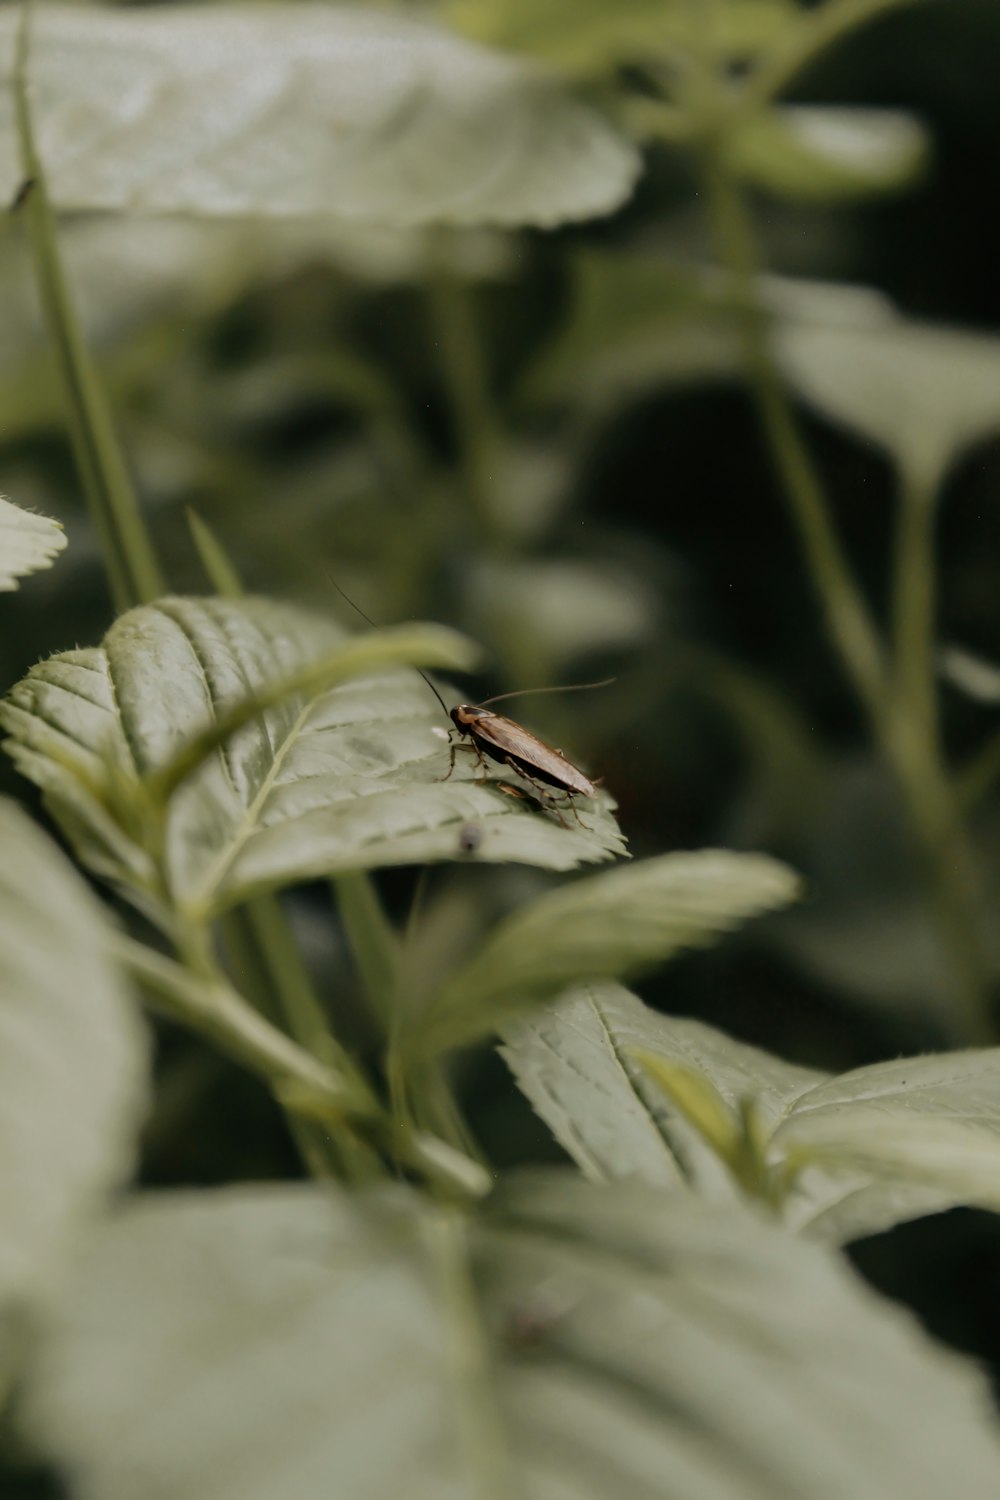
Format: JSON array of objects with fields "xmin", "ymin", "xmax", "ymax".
[
  {"xmin": 323, "ymin": 570, "xmax": 605, "ymax": 822},
  {"xmin": 447, "ymin": 703, "xmax": 598, "ymax": 799},
  {"xmin": 441, "ymin": 688, "xmax": 607, "ymax": 826}
]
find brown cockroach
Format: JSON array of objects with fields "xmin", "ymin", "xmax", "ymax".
[
  {"xmin": 324, "ymin": 571, "xmax": 608, "ymax": 823},
  {"xmin": 436, "ymin": 681, "xmax": 609, "ymax": 824}
]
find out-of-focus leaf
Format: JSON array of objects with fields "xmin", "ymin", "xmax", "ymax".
[
  {"xmin": 0, "ymin": 597, "xmax": 625, "ymax": 928},
  {"xmin": 0, "ymin": 798, "xmax": 147, "ymax": 1346},
  {"xmin": 22, "ymin": 1175, "xmax": 1000, "ymax": 1500},
  {"xmin": 766, "ymin": 758, "xmax": 1000, "ymax": 1030},
  {"xmin": 463, "ymin": 556, "xmax": 657, "ymax": 685},
  {"xmin": 525, "ymin": 253, "xmax": 741, "ymax": 408},
  {"xmin": 774, "ymin": 279, "xmax": 1000, "ymax": 490},
  {"xmin": 412, "ymin": 850, "xmax": 799, "ymax": 1055},
  {"xmin": 940, "ymin": 645, "xmax": 1000, "ymax": 706},
  {"xmin": 503, "ymin": 979, "xmax": 815, "ymax": 1197},
  {"xmin": 505, "ymin": 980, "xmax": 1000, "ymax": 1243},
  {"xmin": 0, "ymin": 4, "xmax": 638, "ymax": 228},
  {"xmin": 444, "ymin": 0, "xmax": 796, "ymax": 76},
  {"xmin": 730, "ymin": 106, "xmax": 929, "ymax": 202},
  {"xmin": 0, "ymin": 495, "xmax": 66, "ymax": 591}
]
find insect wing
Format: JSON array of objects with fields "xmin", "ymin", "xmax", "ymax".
[{"xmin": 468, "ymin": 710, "xmax": 597, "ymax": 798}]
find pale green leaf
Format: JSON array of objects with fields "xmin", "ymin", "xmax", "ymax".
[
  {"xmin": 0, "ymin": 798, "xmax": 147, "ymax": 1333},
  {"xmin": 0, "ymin": 4, "xmax": 638, "ymax": 228},
  {"xmin": 0, "ymin": 597, "xmax": 625, "ymax": 927},
  {"xmin": 767, "ymin": 757, "xmax": 1000, "ymax": 1028},
  {"xmin": 0, "ymin": 494, "xmax": 66, "ymax": 590},
  {"xmin": 444, "ymin": 0, "xmax": 796, "ymax": 76},
  {"xmin": 940, "ymin": 645, "xmax": 1000, "ymax": 706},
  {"xmin": 774, "ymin": 279, "xmax": 1000, "ymax": 490},
  {"xmin": 526, "ymin": 252, "xmax": 741, "ymax": 407},
  {"xmin": 505, "ymin": 981, "xmax": 1000, "ymax": 1243},
  {"xmin": 413, "ymin": 850, "xmax": 799, "ymax": 1055},
  {"xmin": 464, "ymin": 556, "xmax": 657, "ymax": 685},
  {"xmin": 22, "ymin": 1176, "xmax": 1000, "ymax": 1500},
  {"xmin": 774, "ymin": 1050, "xmax": 1000, "ymax": 1239},
  {"xmin": 502, "ymin": 979, "xmax": 818, "ymax": 1196},
  {"xmin": 731, "ymin": 106, "xmax": 929, "ymax": 202}
]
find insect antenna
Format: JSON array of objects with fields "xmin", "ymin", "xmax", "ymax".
[
  {"xmin": 323, "ymin": 566, "xmax": 452, "ymax": 721},
  {"xmin": 477, "ymin": 677, "xmax": 615, "ymax": 709}
]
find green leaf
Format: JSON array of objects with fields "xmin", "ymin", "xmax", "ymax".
[
  {"xmin": 502, "ymin": 979, "xmax": 817, "ymax": 1196},
  {"xmin": 21, "ymin": 1176, "xmax": 1000, "ymax": 1500},
  {"xmin": 463, "ymin": 556, "xmax": 656, "ymax": 685},
  {"xmin": 772, "ymin": 1050, "xmax": 1000, "ymax": 1240},
  {"xmin": 505, "ymin": 980, "xmax": 1000, "ymax": 1243},
  {"xmin": 0, "ymin": 597, "xmax": 624, "ymax": 927},
  {"xmin": 0, "ymin": 4, "xmax": 638, "ymax": 228},
  {"xmin": 525, "ymin": 252, "xmax": 742, "ymax": 408},
  {"xmin": 730, "ymin": 106, "xmax": 929, "ymax": 202},
  {"xmin": 940, "ymin": 645, "xmax": 1000, "ymax": 706},
  {"xmin": 767, "ymin": 757, "xmax": 1000, "ymax": 1029},
  {"xmin": 443, "ymin": 0, "xmax": 796, "ymax": 76},
  {"xmin": 0, "ymin": 798, "xmax": 147, "ymax": 1341},
  {"xmin": 0, "ymin": 494, "xmax": 66, "ymax": 590},
  {"xmin": 774, "ymin": 279, "xmax": 1000, "ymax": 490},
  {"xmin": 412, "ymin": 850, "xmax": 799, "ymax": 1056}
]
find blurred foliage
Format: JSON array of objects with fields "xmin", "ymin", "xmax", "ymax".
[{"xmin": 5, "ymin": 0, "xmax": 1000, "ymax": 1491}]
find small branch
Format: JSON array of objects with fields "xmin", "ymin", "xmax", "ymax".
[
  {"xmin": 334, "ymin": 871, "xmax": 400, "ymax": 1033},
  {"xmin": 695, "ymin": 128, "xmax": 993, "ymax": 1043},
  {"xmin": 428, "ymin": 258, "xmax": 502, "ymax": 538},
  {"xmin": 732, "ymin": 0, "xmax": 919, "ymax": 124},
  {"xmin": 13, "ymin": 2, "xmax": 163, "ymax": 611},
  {"xmin": 699, "ymin": 146, "xmax": 889, "ymax": 725},
  {"xmin": 114, "ymin": 934, "xmax": 372, "ymax": 1119},
  {"xmin": 891, "ymin": 466, "xmax": 938, "ymax": 743}
]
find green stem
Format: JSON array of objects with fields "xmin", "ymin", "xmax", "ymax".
[
  {"xmin": 732, "ymin": 0, "xmax": 919, "ymax": 124},
  {"xmin": 115, "ymin": 935, "xmax": 369, "ymax": 1119},
  {"xmin": 428, "ymin": 261, "xmax": 501, "ymax": 537},
  {"xmin": 424, "ymin": 1209, "xmax": 512, "ymax": 1499},
  {"xmin": 700, "ymin": 145, "xmax": 888, "ymax": 725},
  {"xmin": 891, "ymin": 466, "xmax": 938, "ymax": 745},
  {"xmin": 223, "ymin": 894, "xmax": 382, "ymax": 1183},
  {"xmin": 12, "ymin": 3, "xmax": 163, "ymax": 611},
  {"xmin": 333, "ymin": 871, "xmax": 400, "ymax": 1034},
  {"xmin": 958, "ymin": 730, "xmax": 1000, "ymax": 814},
  {"xmin": 697, "ymin": 135, "xmax": 994, "ymax": 1042}
]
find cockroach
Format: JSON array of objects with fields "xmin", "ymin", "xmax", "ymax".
[
  {"xmin": 437, "ymin": 680, "xmax": 610, "ymax": 826},
  {"xmin": 324, "ymin": 571, "xmax": 610, "ymax": 824}
]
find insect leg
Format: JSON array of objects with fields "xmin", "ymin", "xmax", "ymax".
[
  {"xmin": 435, "ymin": 735, "xmax": 485, "ymax": 783},
  {"xmin": 499, "ymin": 758, "xmax": 576, "ymax": 827}
]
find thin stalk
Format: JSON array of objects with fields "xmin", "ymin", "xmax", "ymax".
[
  {"xmin": 236, "ymin": 892, "xmax": 383, "ymax": 1183},
  {"xmin": 333, "ymin": 871, "xmax": 400, "ymax": 1034},
  {"xmin": 731, "ymin": 0, "xmax": 919, "ymax": 126},
  {"xmin": 891, "ymin": 466, "xmax": 938, "ymax": 745},
  {"xmin": 700, "ymin": 146, "xmax": 888, "ymax": 725},
  {"xmin": 958, "ymin": 731, "xmax": 1000, "ymax": 814},
  {"xmin": 428, "ymin": 262, "xmax": 501, "ymax": 537},
  {"xmin": 697, "ymin": 133, "xmax": 994, "ymax": 1041},
  {"xmin": 13, "ymin": 3, "xmax": 163, "ymax": 611},
  {"xmin": 115, "ymin": 935, "xmax": 368, "ymax": 1119},
  {"xmin": 424, "ymin": 1209, "xmax": 513, "ymax": 1499}
]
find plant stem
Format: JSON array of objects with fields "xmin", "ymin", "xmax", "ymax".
[
  {"xmin": 698, "ymin": 136, "xmax": 994, "ymax": 1042},
  {"xmin": 731, "ymin": 0, "xmax": 919, "ymax": 126},
  {"xmin": 424, "ymin": 1209, "xmax": 512, "ymax": 1499},
  {"xmin": 891, "ymin": 466, "xmax": 938, "ymax": 745},
  {"xmin": 13, "ymin": 3, "xmax": 163, "ymax": 612},
  {"xmin": 428, "ymin": 259, "xmax": 501, "ymax": 538},
  {"xmin": 333, "ymin": 871, "xmax": 400, "ymax": 1034},
  {"xmin": 700, "ymin": 147, "xmax": 888, "ymax": 725},
  {"xmin": 115, "ymin": 935, "xmax": 368, "ymax": 1119}
]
